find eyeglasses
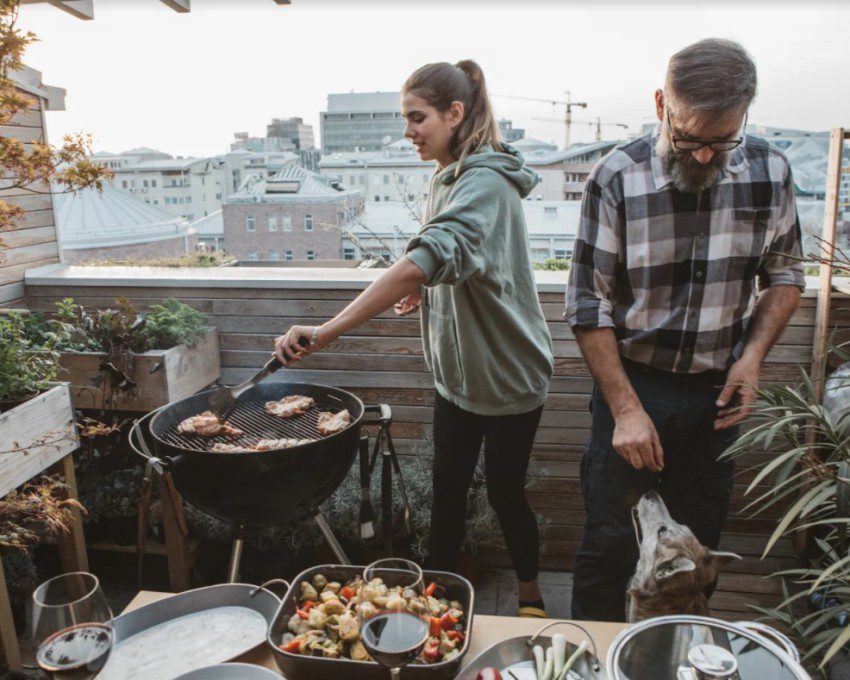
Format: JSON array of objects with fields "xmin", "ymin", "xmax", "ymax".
[{"xmin": 666, "ymin": 109, "xmax": 747, "ymax": 152}]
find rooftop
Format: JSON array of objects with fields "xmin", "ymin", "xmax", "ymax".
[
  {"xmin": 325, "ymin": 91, "xmax": 401, "ymax": 113},
  {"xmin": 53, "ymin": 182, "xmax": 193, "ymax": 249},
  {"xmin": 226, "ymin": 164, "xmax": 361, "ymax": 203}
]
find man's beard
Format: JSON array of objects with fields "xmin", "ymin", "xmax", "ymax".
[{"xmin": 656, "ymin": 133, "xmax": 728, "ymax": 194}]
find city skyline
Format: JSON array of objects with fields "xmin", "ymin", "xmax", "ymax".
[{"xmin": 19, "ymin": 2, "xmax": 850, "ymax": 158}]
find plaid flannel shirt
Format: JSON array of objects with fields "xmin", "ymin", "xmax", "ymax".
[{"xmin": 565, "ymin": 130, "xmax": 805, "ymax": 373}]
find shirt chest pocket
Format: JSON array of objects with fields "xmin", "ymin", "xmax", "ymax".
[{"xmin": 725, "ymin": 208, "xmax": 771, "ymax": 279}]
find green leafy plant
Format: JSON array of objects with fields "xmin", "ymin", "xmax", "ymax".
[
  {"xmin": 533, "ymin": 258, "xmax": 570, "ymax": 271},
  {"xmin": 138, "ymin": 298, "xmax": 208, "ymax": 351},
  {"xmin": 0, "ymin": 311, "xmax": 66, "ymax": 402},
  {"xmin": 722, "ymin": 368, "xmax": 850, "ymax": 669}
]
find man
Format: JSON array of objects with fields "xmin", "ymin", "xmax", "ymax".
[{"xmin": 565, "ymin": 38, "xmax": 804, "ymax": 622}]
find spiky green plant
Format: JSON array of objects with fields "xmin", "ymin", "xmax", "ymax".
[{"xmin": 721, "ymin": 366, "xmax": 850, "ymax": 668}]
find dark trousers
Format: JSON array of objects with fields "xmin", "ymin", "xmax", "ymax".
[
  {"xmin": 427, "ymin": 393, "xmax": 543, "ymax": 582},
  {"xmin": 571, "ymin": 359, "xmax": 738, "ymax": 622}
]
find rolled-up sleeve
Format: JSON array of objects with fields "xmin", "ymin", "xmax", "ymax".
[
  {"xmin": 757, "ymin": 161, "xmax": 805, "ymax": 292},
  {"xmin": 564, "ymin": 172, "xmax": 623, "ymax": 328},
  {"xmin": 405, "ymin": 169, "xmax": 502, "ymax": 287}
]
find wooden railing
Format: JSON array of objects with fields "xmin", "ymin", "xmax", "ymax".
[{"xmin": 23, "ymin": 264, "xmax": 830, "ymax": 621}]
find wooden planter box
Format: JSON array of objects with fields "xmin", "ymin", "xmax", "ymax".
[
  {"xmin": 58, "ymin": 328, "xmax": 220, "ymax": 411},
  {"xmin": 0, "ymin": 383, "xmax": 79, "ymax": 499}
]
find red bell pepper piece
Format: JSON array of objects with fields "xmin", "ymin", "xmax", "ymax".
[
  {"xmin": 440, "ymin": 612, "xmax": 458, "ymax": 630},
  {"xmin": 425, "ymin": 582, "xmax": 438, "ymax": 597},
  {"xmin": 446, "ymin": 629, "xmax": 465, "ymax": 642},
  {"xmin": 340, "ymin": 586, "xmax": 355, "ymax": 600},
  {"xmin": 281, "ymin": 639, "xmax": 301, "ymax": 654},
  {"xmin": 296, "ymin": 608, "xmax": 309, "ymax": 620},
  {"xmin": 422, "ymin": 637, "xmax": 440, "ymax": 663},
  {"xmin": 301, "ymin": 600, "xmax": 316, "ymax": 612}
]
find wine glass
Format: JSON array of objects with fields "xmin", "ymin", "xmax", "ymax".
[
  {"xmin": 361, "ymin": 609, "xmax": 430, "ymax": 679},
  {"xmin": 361, "ymin": 558, "xmax": 429, "ymax": 678},
  {"xmin": 31, "ymin": 572, "xmax": 114, "ymax": 679}
]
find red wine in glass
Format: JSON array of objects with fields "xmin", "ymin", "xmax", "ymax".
[
  {"xmin": 36, "ymin": 622, "xmax": 113, "ymax": 679},
  {"xmin": 361, "ymin": 610, "xmax": 430, "ymax": 678}
]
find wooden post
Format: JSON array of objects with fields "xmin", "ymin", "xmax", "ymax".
[
  {"xmin": 54, "ymin": 453, "xmax": 89, "ymax": 574},
  {"xmin": 798, "ymin": 128, "xmax": 848, "ymax": 561},
  {"xmin": 0, "ymin": 549, "xmax": 22, "ymax": 672},
  {"xmin": 158, "ymin": 477, "xmax": 192, "ymax": 592}
]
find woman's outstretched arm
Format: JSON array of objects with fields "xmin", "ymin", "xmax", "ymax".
[{"xmin": 274, "ymin": 256, "xmax": 426, "ymax": 365}]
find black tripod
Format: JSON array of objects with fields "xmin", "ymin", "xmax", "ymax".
[{"xmin": 361, "ymin": 404, "xmax": 412, "ymax": 552}]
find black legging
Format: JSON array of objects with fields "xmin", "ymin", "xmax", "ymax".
[{"xmin": 426, "ymin": 392, "xmax": 543, "ymax": 582}]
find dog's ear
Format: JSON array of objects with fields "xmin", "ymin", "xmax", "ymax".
[{"xmin": 655, "ymin": 554, "xmax": 696, "ymax": 581}]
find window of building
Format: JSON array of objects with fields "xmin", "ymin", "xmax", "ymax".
[
  {"xmin": 554, "ymin": 249, "xmax": 568, "ymax": 259},
  {"xmin": 131, "ymin": 180, "xmax": 137, "ymax": 188},
  {"xmin": 374, "ymin": 195, "xmax": 381, "ymax": 202},
  {"xmin": 144, "ymin": 199, "xmax": 150, "ymax": 204},
  {"xmin": 143, "ymin": 180, "xmax": 149, "ymax": 188},
  {"xmin": 152, "ymin": 179, "xmax": 157, "ymax": 188},
  {"xmin": 153, "ymin": 200, "xmax": 159, "ymax": 205},
  {"xmin": 246, "ymin": 214, "xmax": 255, "ymax": 231},
  {"xmin": 164, "ymin": 197, "xmax": 171, "ymax": 205},
  {"xmin": 343, "ymin": 248, "xmax": 356, "ymax": 260},
  {"xmin": 282, "ymin": 215, "xmax": 292, "ymax": 231},
  {"xmin": 306, "ymin": 250, "xmax": 315, "ymax": 261},
  {"xmin": 544, "ymin": 206, "xmax": 558, "ymax": 216},
  {"xmin": 383, "ymin": 175, "xmax": 390, "ymax": 185},
  {"xmin": 248, "ymin": 250, "xmax": 258, "ymax": 261},
  {"xmin": 383, "ymin": 196, "xmax": 390, "ymax": 202},
  {"xmin": 305, "ymin": 214, "xmax": 313, "ymax": 231},
  {"xmin": 268, "ymin": 214, "xmax": 278, "ymax": 231},
  {"xmin": 215, "ymin": 193, "xmax": 222, "ymax": 200},
  {"xmin": 285, "ymin": 250, "xmax": 293, "ymax": 261},
  {"xmin": 269, "ymin": 251, "xmax": 280, "ymax": 261},
  {"xmin": 122, "ymin": 180, "xmax": 128, "ymax": 189},
  {"xmin": 187, "ymin": 214, "xmax": 194, "ymax": 221},
  {"xmin": 531, "ymin": 248, "xmax": 549, "ymax": 262}
]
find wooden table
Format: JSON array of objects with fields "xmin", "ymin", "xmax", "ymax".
[{"xmin": 124, "ymin": 591, "xmax": 627, "ymax": 675}]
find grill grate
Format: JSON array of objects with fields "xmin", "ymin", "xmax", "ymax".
[{"xmin": 160, "ymin": 395, "xmax": 349, "ymax": 452}]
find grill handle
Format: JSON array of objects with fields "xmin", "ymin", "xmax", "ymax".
[
  {"xmin": 128, "ymin": 407, "xmax": 174, "ymax": 472},
  {"xmin": 363, "ymin": 403, "xmax": 392, "ymax": 424}
]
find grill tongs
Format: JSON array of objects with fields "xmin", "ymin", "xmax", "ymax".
[{"xmin": 209, "ymin": 339, "xmax": 308, "ymax": 418}]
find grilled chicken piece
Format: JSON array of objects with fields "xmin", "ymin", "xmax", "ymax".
[
  {"xmin": 177, "ymin": 411, "xmax": 243, "ymax": 437},
  {"xmin": 316, "ymin": 409, "xmax": 351, "ymax": 436},
  {"xmin": 209, "ymin": 442, "xmax": 255, "ymax": 453},
  {"xmin": 265, "ymin": 395, "xmax": 315, "ymax": 419},
  {"xmin": 254, "ymin": 438, "xmax": 314, "ymax": 451}
]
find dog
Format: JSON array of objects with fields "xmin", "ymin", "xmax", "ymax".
[{"xmin": 627, "ymin": 491, "xmax": 741, "ymax": 622}]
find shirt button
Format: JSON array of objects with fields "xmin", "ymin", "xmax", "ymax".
[{"xmin": 696, "ymin": 271, "xmax": 704, "ymax": 279}]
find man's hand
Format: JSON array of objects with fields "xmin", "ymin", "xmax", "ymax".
[
  {"xmin": 393, "ymin": 288, "xmax": 421, "ymax": 317},
  {"xmin": 715, "ymin": 355, "xmax": 760, "ymax": 430},
  {"xmin": 613, "ymin": 406, "xmax": 664, "ymax": 472}
]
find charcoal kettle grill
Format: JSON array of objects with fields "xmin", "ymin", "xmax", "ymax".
[{"xmin": 130, "ymin": 381, "xmax": 378, "ymax": 581}]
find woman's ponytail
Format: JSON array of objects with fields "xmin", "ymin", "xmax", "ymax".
[{"xmin": 403, "ymin": 59, "xmax": 502, "ymax": 173}]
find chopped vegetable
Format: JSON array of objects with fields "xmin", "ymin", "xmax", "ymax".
[
  {"xmin": 440, "ymin": 611, "xmax": 458, "ymax": 630},
  {"xmin": 422, "ymin": 637, "xmax": 441, "ymax": 663},
  {"xmin": 429, "ymin": 617, "xmax": 442, "ymax": 637},
  {"xmin": 340, "ymin": 586, "xmax": 355, "ymax": 601},
  {"xmin": 541, "ymin": 646, "xmax": 554, "ymax": 680},
  {"xmin": 552, "ymin": 633, "xmax": 566, "ymax": 677},
  {"xmin": 475, "ymin": 669, "xmax": 503, "ymax": 680},
  {"xmin": 533, "ymin": 644, "xmax": 545, "ymax": 680},
  {"xmin": 280, "ymin": 638, "xmax": 301, "ymax": 654},
  {"xmin": 425, "ymin": 581, "xmax": 438, "ymax": 597},
  {"xmin": 556, "ymin": 640, "xmax": 590, "ymax": 680}
]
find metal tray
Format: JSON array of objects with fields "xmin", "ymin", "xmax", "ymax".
[
  {"xmin": 97, "ymin": 582, "xmax": 282, "ymax": 680},
  {"xmin": 457, "ymin": 622, "xmax": 606, "ymax": 680},
  {"xmin": 268, "ymin": 564, "xmax": 475, "ymax": 680}
]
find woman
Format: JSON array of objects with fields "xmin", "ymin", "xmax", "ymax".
[{"xmin": 275, "ymin": 60, "xmax": 554, "ymax": 617}]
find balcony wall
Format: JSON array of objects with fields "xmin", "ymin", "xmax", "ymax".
[{"xmin": 23, "ymin": 264, "xmax": 831, "ymax": 621}]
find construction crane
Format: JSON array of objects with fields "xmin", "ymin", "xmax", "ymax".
[
  {"xmin": 533, "ymin": 116, "xmax": 629, "ymax": 143},
  {"xmin": 494, "ymin": 92, "xmax": 587, "ymax": 149}
]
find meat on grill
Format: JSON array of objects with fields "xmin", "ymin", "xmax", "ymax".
[
  {"xmin": 255, "ymin": 438, "xmax": 315, "ymax": 450},
  {"xmin": 316, "ymin": 409, "xmax": 351, "ymax": 436},
  {"xmin": 265, "ymin": 395, "xmax": 315, "ymax": 419},
  {"xmin": 209, "ymin": 438, "xmax": 315, "ymax": 453},
  {"xmin": 210, "ymin": 442, "xmax": 256, "ymax": 453},
  {"xmin": 177, "ymin": 411, "xmax": 243, "ymax": 437}
]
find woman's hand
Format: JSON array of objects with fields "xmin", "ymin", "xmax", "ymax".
[
  {"xmin": 274, "ymin": 325, "xmax": 330, "ymax": 366},
  {"xmin": 394, "ymin": 288, "xmax": 421, "ymax": 317}
]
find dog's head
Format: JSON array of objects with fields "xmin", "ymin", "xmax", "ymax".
[{"xmin": 629, "ymin": 491, "xmax": 741, "ymax": 616}]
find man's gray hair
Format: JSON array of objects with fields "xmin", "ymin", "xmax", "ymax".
[{"xmin": 665, "ymin": 38, "xmax": 757, "ymax": 114}]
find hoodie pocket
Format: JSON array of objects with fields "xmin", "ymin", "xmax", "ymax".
[{"xmin": 428, "ymin": 310, "xmax": 464, "ymax": 391}]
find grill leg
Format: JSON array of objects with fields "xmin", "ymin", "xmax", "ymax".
[
  {"xmin": 315, "ymin": 514, "xmax": 351, "ymax": 565},
  {"xmin": 228, "ymin": 523, "xmax": 246, "ymax": 583}
]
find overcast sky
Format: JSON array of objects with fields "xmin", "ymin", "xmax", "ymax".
[{"xmin": 18, "ymin": 0, "xmax": 850, "ymax": 158}]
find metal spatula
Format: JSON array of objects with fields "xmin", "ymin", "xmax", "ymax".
[{"xmin": 209, "ymin": 340, "xmax": 307, "ymax": 418}]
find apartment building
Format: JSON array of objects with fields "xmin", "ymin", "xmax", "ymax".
[{"xmin": 320, "ymin": 91, "xmax": 406, "ymax": 153}]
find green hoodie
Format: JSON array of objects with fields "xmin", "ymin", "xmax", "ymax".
[{"xmin": 405, "ymin": 144, "xmax": 554, "ymax": 416}]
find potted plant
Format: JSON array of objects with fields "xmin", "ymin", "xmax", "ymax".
[{"xmin": 25, "ymin": 297, "xmax": 220, "ymax": 411}]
